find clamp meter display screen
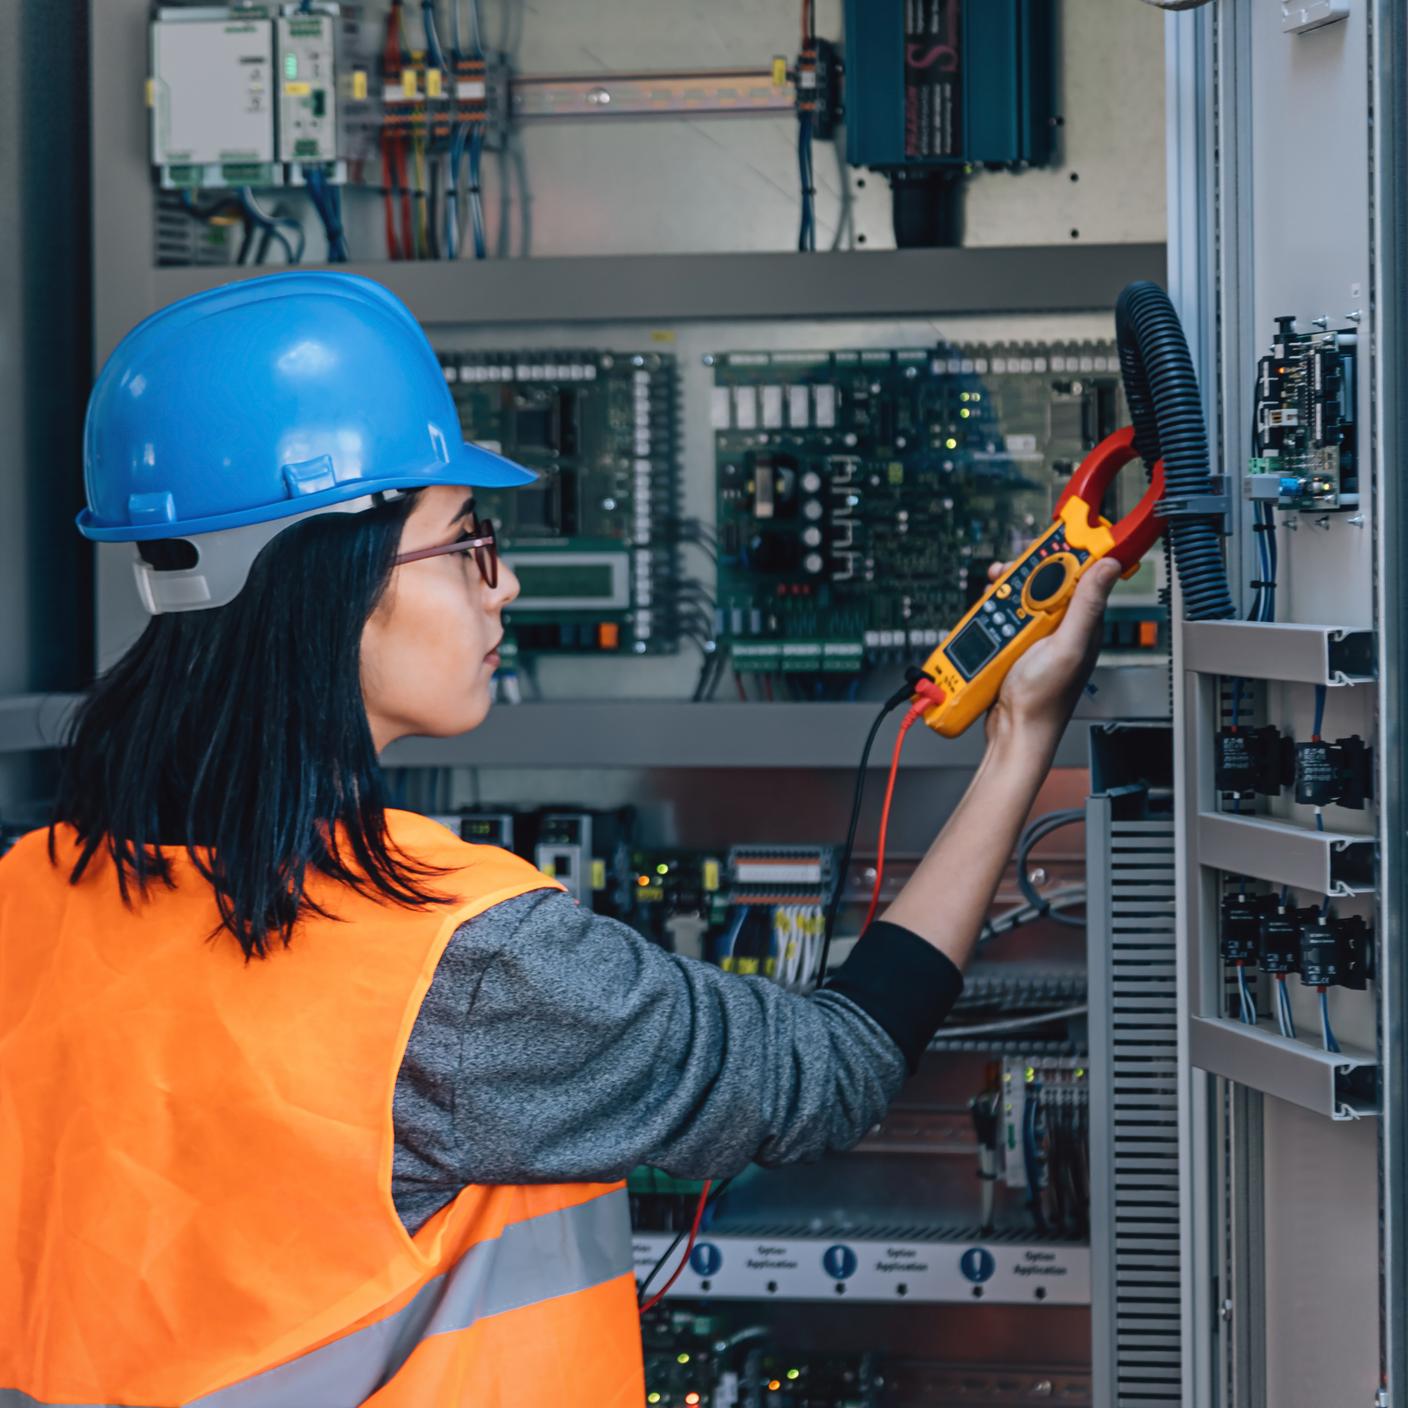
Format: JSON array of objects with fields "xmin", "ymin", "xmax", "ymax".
[{"xmin": 945, "ymin": 616, "xmax": 1002, "ymax": 681}]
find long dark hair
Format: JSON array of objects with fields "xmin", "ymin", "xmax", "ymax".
[{"xmin": 51, "ymin": 495, "xmax": 450, "ymax": 959}]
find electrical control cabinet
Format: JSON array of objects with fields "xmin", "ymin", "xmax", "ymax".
[
  {"xmin": 1166, "ymin": 2, "xmax": 1408, "ymax": 1405},
  {"xmin": 79, "ymin": 0, "xmax": 1408, "ymax": 1401},
  {"xmin": 150, "ymin": 9, "xmax": 277, "ymax": 186}
]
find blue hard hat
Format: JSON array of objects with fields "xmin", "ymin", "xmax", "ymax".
[{"xmin": 80, "ymin": 271, "xmax": 534, "ymax": 544}]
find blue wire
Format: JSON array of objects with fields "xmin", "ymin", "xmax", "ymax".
[
  {"xmin": 1320, "ymin": 989, "xmax": 1341, "ymax": 1054},
  {"xmin": 719, "ymin": 907, "xmax": 748, "ymax": 965},
  {"xmin": 1265, "ymin": 501, "xmax": 1278, "ymax": 612},
  {"xmin": 468, "ymin": 127, "xmax": 486, "ymax": 259},
  {"xmin": 444, "ymin": 125, "xmax": 464, "ymax": 259},
  {"xmin": 1312, "ymin": 684, "xmax": 1327, "ymax": 740},
  {"xmin": 422, "ymin": 0, "xmax": 448, "ymax": 72},
  {"xmin": 1260, "ymin": 501, "xmax": 1278, "ymax": 622},
  {"xmin": 303, "ymin": 166, "xmax": 348, "ymax": 262},
  {"xmin": 796, "ymin": 111, "xmax": 815, "ymax": 252},
  {"xmin": 1236, "ymin": 965, "xmax": 1256, "ymax": 1025},
  {"xmin": 1022, "ymin": 1086, "xmax": 1046, "ymax": 1232}
]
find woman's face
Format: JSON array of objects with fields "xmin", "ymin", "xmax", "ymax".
[{"xmin": 360, "ymin": 485, "xmax": 519, "ymax": 752}]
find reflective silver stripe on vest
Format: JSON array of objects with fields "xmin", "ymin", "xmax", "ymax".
[{"xmin": 1, "ymin": 1188, "xmax": 631, "ymax": 1408}]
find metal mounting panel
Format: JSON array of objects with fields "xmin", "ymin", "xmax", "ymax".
[
  {"xmin": 1189, "ymin": 1015, "xmax": 1376, "ymax": 1121},
  {"xmin": 1196, "ymin": 811, "xmax": 1375, "ymax": 895},
  {"xmin": 1182, "ymin": 620, "xmax": 1375, "ymax": 685}
]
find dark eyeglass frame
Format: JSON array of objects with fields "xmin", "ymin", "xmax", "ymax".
[{"xmin": 391, "ymin": 518, "xmax": 499, "ymax": 588}]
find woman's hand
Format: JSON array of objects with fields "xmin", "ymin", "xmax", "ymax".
[{"xmin": 982, "ymin": 557, "xmax": 1122, "ymax": 752}]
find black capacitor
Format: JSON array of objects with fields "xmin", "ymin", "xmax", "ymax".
[
  {"xmin": 1258, "ymin": 903, "xmax": 1301, "ymax": 976},
  {"xmin": 1299, "ymin": 912, "xmax": 1340, "ymax": 988},
  {"xmin": 1220, "ymin": 892, "xmax": 1261, "ymax": 963}
]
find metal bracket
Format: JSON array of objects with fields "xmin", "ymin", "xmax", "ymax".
[{"xmin": 1155, "ymin": 474, "xmax": 1230, "ymax": 521}]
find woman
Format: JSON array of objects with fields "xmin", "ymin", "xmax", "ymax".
[{"xmin": 0, "ymin": 273, "xmax": 1119, "ymax": 1406}]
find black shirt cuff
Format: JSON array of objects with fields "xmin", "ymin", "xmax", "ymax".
[{"xmin": 823, "ymin": 921, "xmax": 964, "ymax": 1074}]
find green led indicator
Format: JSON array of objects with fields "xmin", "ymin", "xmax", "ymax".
[
  {"xmin": 284, "ymin": 52, "xmax": 299, "ymax": 79},
  {"xmin": 656, "ymin": 863, "xmax": 670, "ymax": 876}
]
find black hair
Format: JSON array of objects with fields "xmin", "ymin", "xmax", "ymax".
[{"xmin": 50, "ymin": 494, "xmax": 451, "ymax": 959}]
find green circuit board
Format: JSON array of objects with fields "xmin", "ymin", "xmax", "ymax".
[
  {"xmin": 712, "ymin": 343, "xmax": 1164, "ymax": 675},
  {"xmin": 441, "ymin": 348, "xmax": 679, "ymax": 654}
]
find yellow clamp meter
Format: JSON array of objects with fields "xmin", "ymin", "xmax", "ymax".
[{"xmin": 915, "ymin": 426, "xmax": 1167, "ymax": 738}]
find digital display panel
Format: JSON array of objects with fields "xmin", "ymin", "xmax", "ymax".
[
  {"xmin": 514, "ymin": 562, "xmax": 617, "ymax": 601},
  {"xmin": 945, "ymin": 616, "xmax": 1001, "ymax": 680}
]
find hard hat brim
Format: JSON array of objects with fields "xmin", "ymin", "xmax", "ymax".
[{"xmin": 77, "ymin": 440, "xmax": 538, "ymax": 543}]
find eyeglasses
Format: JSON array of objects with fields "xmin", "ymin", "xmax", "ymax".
[{"xmin": 392, "ymin": 518, "xmax": 499, "ymax": 589}]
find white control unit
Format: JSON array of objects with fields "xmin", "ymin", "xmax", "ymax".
[{"xmin": 150, "ymin": 9, "xmax": 275, "ymax": 183}]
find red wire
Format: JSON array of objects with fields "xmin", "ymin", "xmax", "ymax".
[
  {"xmin": 397, "ymin": 144, "xmax": 411, "ymax": 263},
  {"xmin": 639, "ymin": 1180, "xmax": 712, "ymax": 1315},
  {"xmin": 850, "ymin": 687, "xmax": 940, "ymax": 929},
  {"xmin": 381, "ymin": 133, "xmax": 400, "ymax": 260}
]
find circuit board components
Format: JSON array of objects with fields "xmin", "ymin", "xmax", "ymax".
[
  {"xmin": 1246, "ymin": 315, "xmax": 1358, "ymax": 511},
  {"xmin": 442, "ymin": 349, "xmax": 680, "ymax": 654},
  {"xmin": 712, "ymin": 344, "xmax": 1165, "ymax": 677}
]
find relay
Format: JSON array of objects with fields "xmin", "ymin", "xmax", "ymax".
[
  {"xmin": 1297, "ymin": 909, "xmax": 1371, "ymax": 991},
  {"xmin": 1294, "ymin": 734, "xmax": 1372, "ymax": 809},
  {"xmin": 1215, "ymin": 725, "xmax": 1292, "ymax": 797},
  {"xmin": 1332, "ymin": 915, "xmax": 1372, "ymax": 991},
  {"xmin": 1257, "ymin": 902, "xmax": 1301, "ymax": 976},
  {"xmin": 1220, "ymin": 891, "xmax": 1263, "ymax": 963},
  {"xmin": 1298, "ymin": 912, "xmax": 1340, "ymax": 988}
]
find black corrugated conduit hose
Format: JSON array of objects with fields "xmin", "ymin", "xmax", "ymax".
[{"xmin": 1115, "ymin": 280, "xmax": 1236, "ymax": 621}]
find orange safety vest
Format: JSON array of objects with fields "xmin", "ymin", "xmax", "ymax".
[{"xmin": 0, "ymin": 811, "xmax": 645, "ymax": 1407}]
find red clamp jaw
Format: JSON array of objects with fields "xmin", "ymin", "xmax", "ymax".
[{"xmin": 1054, "ymin": 425, "xmax": 1167, "ymax": 571}]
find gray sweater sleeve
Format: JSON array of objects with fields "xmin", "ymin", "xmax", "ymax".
[{"xmin": 391, "ymin": 889, "xmax": 907, "ymax": 1229}]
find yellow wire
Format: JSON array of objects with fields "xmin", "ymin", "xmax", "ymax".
[{"xmin": 413, "ymin": 136, "xmax": 427, "ymax": 258}]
